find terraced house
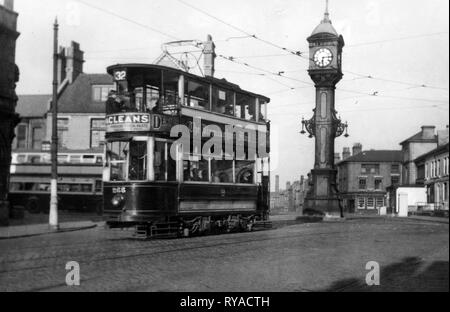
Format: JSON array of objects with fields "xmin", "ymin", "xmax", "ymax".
[{"xmin": 337, "ymin": 144, "xmax": 403, "ymax": 214}]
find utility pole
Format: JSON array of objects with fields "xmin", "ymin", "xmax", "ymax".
[{"xmin": 49, "ymin": 17, "xmax": 59, "ymax": 230}]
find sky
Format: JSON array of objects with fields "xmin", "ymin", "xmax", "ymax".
[{"xmin": 11, "ymin": 0, "xmax": 450, "ymax": 188}]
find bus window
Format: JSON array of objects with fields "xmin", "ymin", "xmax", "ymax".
[
  {"xmin": 183, "ymin": 155, "xmax": 209, "ymax": 182},
  {"xmin": 24, "ymin": 183, "xmax": 35, "ymax": 191},
  {"xmin": 58, "ymin": 184, "xmax": 70, "ymax": 192},
  {"xmin": 95, "ymin": 180, "xmax": 102, "ymax": 192},
  {"xmin": 235, "ymin": 160, "xmax": 255, "ymax": 184},
  {"xmin": 95, "ymin": 156, "xmax": 103, "ymax": 164},
  {"xmin": 70, "ymin": 155, "xmax": 81, "ymax": 163},
  {"xmin": 82, "ymin": 155, "xmax": 95, "ymax": 163},
  {"xmin": 211, "ymin": 159, "xmax": 233, "ymax": 183},
  {"xmin": 38, "ymin": 183, "xmax": 50, "ymax": 191},
  {"xmin": 212, "ymin": 87, "xmax": 234, "ymax": 116},
  {"xmin": 29, "ymin": 155, "xmax": 41, "ymax": 164},
  {"xmin": 10, "ymin": 182, "xmax": 23, "ymax": 191},
  {"xmin": 16, "ymin": 155, "xmax": 27, "ymax": 163},
  {"xmin": 69, "ymin": 184, "xmax": 82, "ymax": 192},
  {"xmin": 154, "ymin": 141, "xmax": 166, "ymax": 181},
  {"xmin": 129, "ymin": 141, "xmax": 147, "ymax": 181},
  {"xmin": 107, "ymin": 141, "xmax": 129, "ymax": 181},
  {"xmin": 185, "ymin": 79, "xmax": 210, "ymax": 110},
  {"xmin": 236, "ymin": 93, "xmax": 256, "ymax": 121},
  {"xmin": 58, "ymin": 155, "xmax": 68, "ymax": 163},
  {"xmin": 81, "ymin": 184, "xmax": 93, "ymax": 192}
]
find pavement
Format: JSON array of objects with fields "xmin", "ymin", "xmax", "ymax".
[{"xmin": 0, "ymin": 221, "xmax": 100, "ymax": 240}]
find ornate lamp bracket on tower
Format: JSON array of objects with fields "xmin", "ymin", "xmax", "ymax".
[
  {"xmin": 332, "ymin": 110, "xmax": 349, "ymax": 138},
  {"xmin": 300, "ymin": 111, "xmax": 316, "ymax": 138}
]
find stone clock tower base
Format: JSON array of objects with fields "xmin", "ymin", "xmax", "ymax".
[{"xmin": 303, "ymin": 168, "xmax": 342, "ymax": 217}]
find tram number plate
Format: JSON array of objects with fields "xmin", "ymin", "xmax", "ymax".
[{"xmin": 112, "ymin": 187, "xmax": 126, "ymax": 194}]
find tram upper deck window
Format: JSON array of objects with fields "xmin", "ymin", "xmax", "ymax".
[
  {"xmin": 106, "ymin": 141, "xmax": 129, "ymax": 181},
  {"xmin": 235, "ymin": 93, "xmax": 256, "ymax": 121},
  {"xmin": 258, "ymin": 99, "xmax": 268, "ymax": 122},
  {"xmin": 161, "ymin": 70, "xmax": 180, "ymax": 112},
  {"xmin": 185, "ymin": 79, "xmax": 210, "ymax": 110},
  {"xmin": 212, "ymin": 87, "xmax": 234, "ymax": 116}
]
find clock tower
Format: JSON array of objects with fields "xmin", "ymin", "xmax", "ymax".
[{"xmin": 301, "ymin": 1, "xmax": 348, "ymax": 217}]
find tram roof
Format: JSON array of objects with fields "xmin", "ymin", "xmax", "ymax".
[{"xmin": 107, "ymin": 63, "xmax": 271, "ymax": 103}]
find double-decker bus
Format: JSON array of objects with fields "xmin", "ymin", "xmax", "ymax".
[
  {"xmin": 9, "ymin": 149, "xmax": 104, "ymax": 214},
  {"xmin": 103, "ymin": 64, "xmax": 271, "ymax": 237}
]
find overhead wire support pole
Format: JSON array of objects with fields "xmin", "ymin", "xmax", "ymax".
[{"xmin": 49, "ymin": 17, "xmax": 59, "ymax": 231}]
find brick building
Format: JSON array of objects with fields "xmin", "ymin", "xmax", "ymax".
[
  {"xmin": 337, "ymin": 147, "xmax": 403, "ymax": 213},
  {"xmin": 414, "ymin": 131, "xmax": 449, "ymax": 211},
  {"xmin": 400, "ymin": 126, "xmax": 438, "ymax": 185},
  {"xmin": 0, "ymin": 0, "xmax": 20, "ymax": 225}
]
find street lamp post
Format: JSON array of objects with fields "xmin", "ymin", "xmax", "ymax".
[{"xmin": 49, "ymin": 18, "xmax": 59, "ymax": 230}]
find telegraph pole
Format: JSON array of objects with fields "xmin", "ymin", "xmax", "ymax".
[{"xmin": 49, "ymin": 17, "xmax": 59, "ymax": 230}]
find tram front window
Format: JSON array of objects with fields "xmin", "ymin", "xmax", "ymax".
[
  {"xmin": 107, "ymin": 141, "xmax": 129, "ymax": 181},
  {"xmin": 129, "ymin": 141, "xmax": 147, "ymax": 181}
]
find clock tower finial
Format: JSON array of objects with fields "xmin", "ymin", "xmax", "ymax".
[{"xmin": 323, "ymin": 0, "xmax": 330, "ymax": 23}]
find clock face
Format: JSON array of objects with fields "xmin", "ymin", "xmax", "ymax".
[{"xmin": 313, "ymin": 48, "xmax": 333, "ymax": 67}]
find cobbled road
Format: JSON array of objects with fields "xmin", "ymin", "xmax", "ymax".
[{"xmin": 0, "ymin": 218, "xmax": 448, "ymax": 291}]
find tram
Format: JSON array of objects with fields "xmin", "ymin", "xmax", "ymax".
[{"xmin": 103, "ymin": 64, "xmax": 271, "ymax": 237}]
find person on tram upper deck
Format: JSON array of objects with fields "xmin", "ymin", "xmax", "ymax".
[{"xmin": 105, "ymin": 90, "xmax": 121, "ymax": 114}]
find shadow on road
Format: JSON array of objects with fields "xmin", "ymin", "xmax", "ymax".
[{"xmin": 322, "ymin": 257, "xmax": 449, "ymax": 292}]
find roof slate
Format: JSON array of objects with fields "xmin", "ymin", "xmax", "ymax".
[
  {"xmin": 57, "ymin": 73, "xmax": 113, "ymax": 114},
  {"xmin": 16, "ymin": 94, "xmax": 51, "ymax": 117},
  {"xmin": 338, "ymin": 150, "xmax": 403, "ymax": 164}
]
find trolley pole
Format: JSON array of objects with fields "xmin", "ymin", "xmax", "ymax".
[{"xmin": 49, "ymin": 17, "xmax": 59, "ymax": 230}]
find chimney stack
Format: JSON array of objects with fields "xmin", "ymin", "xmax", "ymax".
[
  {"xmin": 334, "ymin": 153, "xmax": 341, "ymax": 164},
  {"xmin": 342, "ymin": 147, "xmax": 351, "ymax": 160},
  {"xmin": 437, "ymin": 127, "xmax": 449, "ymax": 146},
  {"xmin": 352, "ymin": 143, "xmax": 362, "ymax": 156},
  {"xmin": 4, "ymin": 0, "xmax": 14, "ymax": 10},
  {"xmin": 421, "ymin": 125, "xmax": 436, "ymax": 140},
  {"xmin": 203, "ymin": 34, "xmax": 215, "ymax": 77},
  {"xmin": 66, "ymin": 41, "xmax": 84, "ymax": 83}
]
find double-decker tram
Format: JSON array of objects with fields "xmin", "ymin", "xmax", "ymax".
[{"xmin": 103, "ymin": 64, "xmax": 271, "ymax": 238}]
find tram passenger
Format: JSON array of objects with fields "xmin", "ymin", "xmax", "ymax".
[{"xmin": 105, "ymin": 90, "xmax": 121, "ymax": 114}]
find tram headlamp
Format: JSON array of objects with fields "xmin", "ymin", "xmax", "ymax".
[{"xmin": 111, "ymin": 194, "xmax": 125, "ymax": 208}]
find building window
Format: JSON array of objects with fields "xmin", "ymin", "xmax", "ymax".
[
  {"xmin": 391, "ymin": 175, "xmax": 400, "ymax": 186},
  {"xmin": 16, "ymin": 124, "xmax": 27, "ymax": 148},
  {"xmin": 31, "ymin": 127, "xmax": 43, "ymax": 150},
  {"xmin": 92, "ymin": 85, "xmax": 114, "ymax": 102},
  {"xmin": 358, "ymin": 178, "xmax": 367, "ymax": 190},
  {"xmin": 391, "ymin": 164, "xmax": 400, "ymax": 174},
  {"xmin": 375, "ymin": 179, "xmax": 382, "ymax": 190},
  {"xmin": 57, "ymin": 118, "xmax": 70, "ymax": 149},
  {"xmin": 376, "ymin": 197, "xmax": 384, "ymax": 207},
  {"xmin": 90, "ymin": 119, "xmax": 106, "ymax": 148},
  {"xmin": 357, "ymin": 197, "xmax": 365, "ymax": 209},
  {"xmin": 367, "ymin": 197, "xmax": 375, "ymax": 209},
  {"xmin": 362, "ymin": 164, "xmax": 380, "ymax": 175}
]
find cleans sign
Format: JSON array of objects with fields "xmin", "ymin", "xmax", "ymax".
[
  {"xmin": 106, "ymin": 113, "xmax": 151, "ymax": 132},
  {"xmin": 106, "ymin": 113, "xmax": 177, "ymax": 133}
]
